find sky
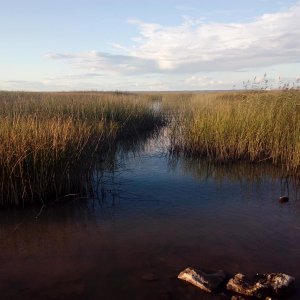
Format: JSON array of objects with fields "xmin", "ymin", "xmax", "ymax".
[{"xmin": 1, "ymin": 0, "xmax": 300, "ymax": 91}]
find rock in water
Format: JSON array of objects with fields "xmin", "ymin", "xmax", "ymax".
[
  {"xmin": 231, "ymin": 296, "xmax": 247, "ymax": 300},
  {"xmin": 226, "ymin": 273, "xmax": 269, "ymax": 298},
  {"xmin": 254, "ymin": 273, "xmax": 295, "ymax": 296},
  {"xmin": 177, "ymin": 267, "xmax": 226, "ymax": 292},
  {"xmin": 279, "ymin": 196, "xmax": 289, "ymax": 203},
  {"xmin": 227, "ymin": 273, "xmax": 295, "ymax": 298}
]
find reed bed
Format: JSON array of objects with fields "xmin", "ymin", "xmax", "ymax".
[
  {"xmin": 0, "ymin": 91, "xmax": 164, "ymax": 206},
  {"xmin": 2, "ymin": 90, "xmax": 299, "ymax": 205},
  {"xmin": 169, "ymin": 91, "xmax": 300, "ymax": 173}
]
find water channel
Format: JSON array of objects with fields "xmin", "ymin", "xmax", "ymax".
[{"xmin": 0, "ymin": 129, "xmax": 299, "ymax": 299}]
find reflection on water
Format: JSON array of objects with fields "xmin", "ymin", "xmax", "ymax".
[
  {"xmin": 0, "ymin": 129, "xmax": 300, "ymax": 300},
  {"xmin": 171, "ymin": 156, "xmax": 300, "ymax": 201}
]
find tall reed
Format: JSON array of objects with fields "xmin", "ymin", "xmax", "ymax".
[
  {"xmin": 0, "ymin": 92, "xmax": 164, "ymax": 206},
  {"xmin": 169, "ymin": 91, "xmax": 300, "ymax": 173}
]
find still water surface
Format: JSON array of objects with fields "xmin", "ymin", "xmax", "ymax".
[{"xmin": 0, "ymin": 131, "xmax": 300, "ymax": 299}]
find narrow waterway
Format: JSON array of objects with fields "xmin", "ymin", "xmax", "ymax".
[{"xmin": 0, "ymin": 129, "xmax": 299, "ymax": 299}]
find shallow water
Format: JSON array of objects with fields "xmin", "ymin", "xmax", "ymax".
[{"xmin": 0, "ymin": 131, "xmax": 300, "ymax": 300}]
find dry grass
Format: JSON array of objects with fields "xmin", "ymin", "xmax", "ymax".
[
  {"xmin": 0, "ymin": 91, "xmax": 164, "ymax": 206},
  {"xmin": 168, "ymin": 91, "xmax": 300, "ymax": 173},
  {"xmin": 2, "ymin": 89, "xmax": 299, "ymax": 205}
]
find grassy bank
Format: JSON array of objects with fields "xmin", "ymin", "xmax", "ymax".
[
  {"xmin": 168, "ymin": 91, "xmax": 300, "ymax": 173},
  {"xmin": 0, "ymin": 91, "xmax": 164, "ymax": 206}
]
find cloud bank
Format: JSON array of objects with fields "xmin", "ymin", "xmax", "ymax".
[{"xmin": 46, "ymin": 2, "xmax": 300, "ymax": 76}]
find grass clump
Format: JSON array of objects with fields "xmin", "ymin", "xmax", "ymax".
[
  {"xmin": 0, "ymin": 91, "xmax": 164, "ymax": 206},
  {"xmin": 169, "ymin": 91, "xmax": 300, "ymax": 173}
]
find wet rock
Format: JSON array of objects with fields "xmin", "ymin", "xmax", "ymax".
[
  {"xmin": 178, "ymin": 267, "xmax": 226, "ymax": 293},
  {"xmin": 227, "ymin": 273, "xmax": 269, "ymax": 298},
  {"xmin": 227, "ymin": 273, "xmax": 295, "ymax": 298},
  {"xmin": 231, "ymin": 296, "xmax": 246, "ymax": 300},
  {"xmin": 254, "ymin": 273, "xmax": 295, "ymax": 296},
  {"xmin": 279, "ymin": 196, "xmax": 289, "ymax": 203}
]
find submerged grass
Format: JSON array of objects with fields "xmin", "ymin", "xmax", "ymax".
[
  {"xmin": 168, "ymin": 91, "xmax": 300, "ymax": 173},
  {"xmin": 0, "ymin": 91, "xmax": 164, "ymax": 206}
]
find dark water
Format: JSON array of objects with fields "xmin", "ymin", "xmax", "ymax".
[{"xmin": 0, "ymin": 130, "xmax": 300, "ymax": 300}]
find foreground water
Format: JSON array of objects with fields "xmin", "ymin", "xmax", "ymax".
[{"xmin": 0, "ymin": 131, "xmax": 300, "ymax": 300}]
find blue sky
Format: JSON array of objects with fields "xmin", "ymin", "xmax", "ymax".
[{"xmin": 1, "ymin": 0, "xmax": 300, "ymax": 91}]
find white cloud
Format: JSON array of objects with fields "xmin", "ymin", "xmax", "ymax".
[
  {"xmin": 185, "ymin": 75, "xmax": 226, "ymax": 87},
  {"xmin": 45, "ymin": 53, "xmax": 77, "ymax": 59},
  {"xmin": 17, "ymin": 1, "xmax": 297, "ymax": 91},
  {"xmin": 45, "ymin": 50, "xmax": 158, "ymax": 75},
  {"xmin": 45, "ymin": 2, "xmax": 300, "ymax": 77},
  {"xmin": 2, "ymin": 79, "xmax": 73, "ymax": 91},
  {"xmin": 126, "ymin": 2, "xmax": 300, "ymax": 72}
]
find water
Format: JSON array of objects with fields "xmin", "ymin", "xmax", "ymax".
[{"xmin": 0, "ymin": 130, "xmax": 300, "ymax": 300}]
